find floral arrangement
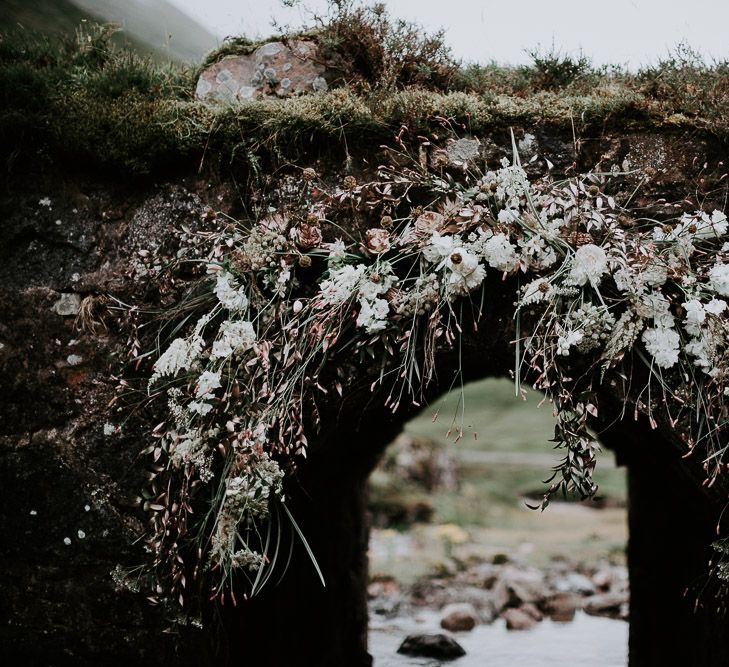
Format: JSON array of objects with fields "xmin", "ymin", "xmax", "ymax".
[{"xmin": 138, "ymin": 132, "xmax": 729, "ymax": 607}]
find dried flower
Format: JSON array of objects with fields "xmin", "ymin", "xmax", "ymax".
[
  {"xmin": 342, "ymin": 175, "xmax": 357, "ymax": 190},
  {"xmin": 294, "ymin": 224, "xmax": 323, "ymax": 249},
  {"xmin": 366, "ymin": 228, "xmax": 391, "ymax": 254}
]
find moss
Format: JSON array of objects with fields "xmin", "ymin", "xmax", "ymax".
[{"xmin": 3, "ymin": 21, "xmax": 729, "ymax": 179}]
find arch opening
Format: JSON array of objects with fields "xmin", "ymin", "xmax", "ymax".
[{"xmin": 367, "ymin": 377, "xmax": 628, "ymax": 666}]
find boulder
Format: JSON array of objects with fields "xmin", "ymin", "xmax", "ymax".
[
  {"xmin": 195, "ymin": 40, "xmax": 330, "ymax": 103},
  {"xmin": 502, "ymin": 607, "xmax": 538, "ymax": 631},
  {"xmin": 584, "ymin": 592, "xmax": 629, "ymax": 619},
  {"xmin": 520, "ymin": 602, "xmax": 544, "ymax": 622},
  {"xmin": 397, "ymin": 634, "xmax": 466, "ymax": 659},
  {"xmin": 542, "ymin": 592, "xmax": 581, "ymax": 622},
  {"xmin": 440, "ymin": 602, "xmax": 480, "ymax": 632},
  {"xmin": 494, "ymin": 566, "xmax": 550, "ymax": 610},
  {"xmin": 553, "ymin": 572, "xmax": 596, "ymax": 596}
]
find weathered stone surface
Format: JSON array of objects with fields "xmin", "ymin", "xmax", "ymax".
[
  {"xmin": 397, "ymin": 633, "xmax": 466, "ymax": 659},
  {"xmin": 2, "ymin": 126, "xmax": 728, "ymax": 666},
  {"xmin": 446, "ymin": 138, "xmax": 481, "ymax": 167},
  {"xmin": 440, "ymin": 602, "xmax": 479, "ymax": 632},
  {"xmin": 195, "ymin": 40, "xmax": 330, "ymax": 102},
  {"xmin": 51, "ymin": 292, "xmax": 82, "ymax": 316}
]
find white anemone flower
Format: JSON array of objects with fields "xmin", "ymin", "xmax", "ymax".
[{"xmin": 568, "ymin": 244, "xmax": 608, "ymax": 287}]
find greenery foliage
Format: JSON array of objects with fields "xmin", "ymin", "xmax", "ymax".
[{"xmin": 4, "ymin": 13, "xmax": 729, "ymax": 177}]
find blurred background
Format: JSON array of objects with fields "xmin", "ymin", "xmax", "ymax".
[{"xmin": 3, "ymin": 0, "xmax": 729, "ymax": 67}]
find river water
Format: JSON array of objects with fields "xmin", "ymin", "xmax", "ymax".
[{"xmin": 370, "ymin": 610, "xmax": 627, "ymax": 666}]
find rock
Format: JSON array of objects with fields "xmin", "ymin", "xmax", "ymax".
[
  {"xmin": 520, "ymin": 602, "xmax": 544, "ymax": 622},
  {"xmin": 542, "ymin": 592, "xmax": 581, "ymax": 622},
  {"xmin": 196, "ymin": 40, "xmax": 330, "ymax": 103},
  {"xmin": 494, "ymin": 566, "xmax": 550, "ymax": 610},
  {"xmin": 446, "ymin": 138, "xmax": 481, "ymax": 167},
  {"xmin": 51, "ymin": 292, "xmax": 81, "ymax": 316},
  {"xmin": 584, "ymin": 592, "xmax": 629, "ymax": 619},
  {"xmin": 397, "ymin": 634, "xmax": 466, "ymax": 659},
  {"xmin": 502, "ymin": 607, "xmax": 538, "ymax": 631},
  {"xmin": 462, "ymin": 562, "xmax": 499, "ymax": 589},
  {"xmin": 591, "ymin": 568, "xmax": 613, "ymax": 591},
  {"xmin": 440, "ymin": 602, "xmax": 480, "ymax": 632},
  {"xmin": 554, "ymin": 572, "xmax": 596, "ymax": 596}
]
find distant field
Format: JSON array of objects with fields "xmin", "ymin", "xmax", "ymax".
[
  {"xmin": 370, "ymin": 378, "xmax": 627, "ymax": 579},
  {"xmin": 406, "ymin": 377, "xmax": 627, "ymax": 512}
]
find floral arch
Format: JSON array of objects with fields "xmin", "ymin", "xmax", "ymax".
[{"xmin": 133, "ymin": 130, "xmax": 729, "ymax": 665}]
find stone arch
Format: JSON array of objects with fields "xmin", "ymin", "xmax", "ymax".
[{"xmin": 3, "ymin": 124, "xmax": 729, "ymax": 667}]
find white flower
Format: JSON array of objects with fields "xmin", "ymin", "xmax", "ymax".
[
  {"xmin": 497, "ymin": 208, "xmax": 520, "ymax": 225},
  {"xmin": 152, "ymin": 338, "xmax": 192, "ymax": 381},
  {"xmin": 356, "ymin": 297, "xmax": 390, "ymax": 333},
  {"xmin": 274, "ymin": 267, "xmax": 292, "ymax": 296},
  {"xmin": 520, "ymin": 279, "xmax": 552, "ymax": 306},
  {"xmin": 642, "ymin": 327, "xmax": 680, "ymax": 369},
  {"xmin": 654, "ymin": 210, "xmax": 728, "ymax": 243},
  {"xmin": 358, "ymin": 267, "xmax": 396, "ymax": 300},
  {"xmin": 708, "ymin": 263, "xmax": 729, "ymax": 296},
  {"xmin": 211, "ymin": 320, "xmax": 256, "ymax": 359},
  {"xmin": 422, "ymin": 232, "xmax": 456, "ymax": 263},
  {"xmin": 557, "ymin": 330, "xmax": 583, "ymax": 356},
  {"xmin": 327, "ymin": 239, "xmax": 347, "ymax": 261},
  {"xmin": 613, "ymin": 268, "xmax": 635, "ymax": 293},
  {"xmin": 682, "ymin": 299, "xmax": 705, "ymax": 337},
  {"xmin": 188, "ymin": 400, "xmax": 213, "ymax": 416},
  {"xmin": 215, "ymin": 272, "xmax": 249, "ymax": 311},
  {"xmin": 195, "ymin": 370, "xmax": 222, "ymax": 398},
  {"xmin": 103, "ymin": 423, "xmax": 115, "ymax": 436},
  {"xmin": 39, "ymin": 197, "xmax": 52, "ymax": 207},
  {"xmin": 519, "ymin": 235, "xmax": 557, "ymax": 270},
  {"xmin": 685, "ymin": 336, "xmax": 712, "ymax": 372},
  {"xmin": 319, "ymin": 264, "xmax": 366, "ymax": 305},
  {"xmin": 636, "ymin": 293, "xmax": 675, "ymax": 328},
  {"xmin": 481, "ymin": 233, "xmax": 518, "ymax": 272},
  {"xmin": 446, "ymin": 250, "xmax": 486, "ymax": 296},
  {"xmin": 706, "ymin": 298, "xmax": 727, "ymax": 315},
  {"xmin": 568, "ymin": 244, "xmax": 608, "ymax": 286},
  {"xmin": 643, "ymin": 260, "xmax": 668, "ymax": 288}
]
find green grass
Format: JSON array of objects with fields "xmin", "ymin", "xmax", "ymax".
[
  {"xmin": 406, "ymin": 377, "xmax": 627, "ymax": 517},
  {"xmin": 369, "ymin": 379, "xmax": 627, "ymax": 579},
  {"xmin": 2, "ymin": 20, "xmax": 729, "ymax": 179}
]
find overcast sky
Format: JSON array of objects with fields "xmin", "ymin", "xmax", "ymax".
[{"xmin": 168, "ymin": 0, "xmax": 729, "ymax": 68}]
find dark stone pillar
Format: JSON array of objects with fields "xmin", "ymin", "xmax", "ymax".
[
  {"xmin": 617, "ymin": 425, "xmax": 729, "ymax": 666},
  {"xmin": 213, "ymin": 418, "xmax": 400, "ymax": 667}
]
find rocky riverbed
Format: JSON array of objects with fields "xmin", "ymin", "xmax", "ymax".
[{"xmin": 368, "ymin": 556, "xmax": 628, "ymax": 665}]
